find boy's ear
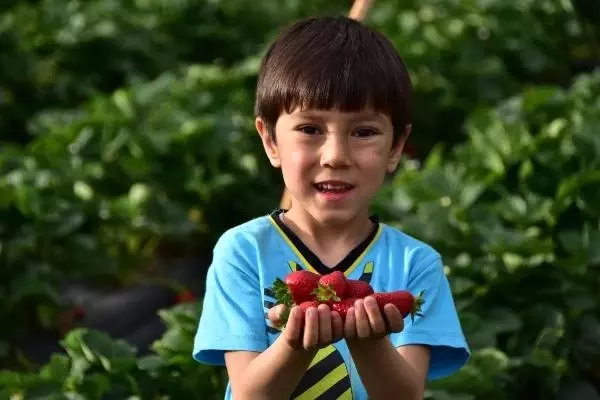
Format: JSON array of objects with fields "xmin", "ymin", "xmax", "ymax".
[
  {"xmin": 387, "ymin": 124, "xmax": 412, "ymax": 173},
  {"xmin": 256, "ymin": 117, "xmax": 281, "ymax": 168}
]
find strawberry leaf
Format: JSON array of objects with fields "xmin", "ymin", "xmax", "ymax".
[
  {"xmin": 272, "ymin": 278, "xmax": 294, "ymax": 308},
  {"xmin": 271, "ymin": 278, "xmax": 294, "ymax": 329},
  {"xmin": 311, "ymin": 283, "xmax": 341, "ymax": 302},
  {"xmin": 410, "ymin": 290, "xmax": 426, "ymax": 324}
]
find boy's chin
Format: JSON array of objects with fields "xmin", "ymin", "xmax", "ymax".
[{"xmin": 308, "ymin": 206, "xmax": 367, "ymax": 227}]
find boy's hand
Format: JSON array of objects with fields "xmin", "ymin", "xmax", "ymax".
[
  {"xmin": 268, "ymin": 304, "xmax": 344, "ymax": 351},
  {"xmin": 343, "ymin": 296, "xmax": 404, "ymax": 342}
]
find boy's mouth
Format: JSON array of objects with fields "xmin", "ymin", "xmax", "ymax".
[{"xmin": 314, "ymin": 181, "xmax": 355, "ymax": 193}]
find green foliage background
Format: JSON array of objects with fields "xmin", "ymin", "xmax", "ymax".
[{"xmin": 0, "ymin": 0, "xmax": 599, "ymax": 398}]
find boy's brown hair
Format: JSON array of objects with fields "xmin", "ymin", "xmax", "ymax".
[{"xmin": 254, "ymin": 15, "xmax": 413, "ymax": 145}]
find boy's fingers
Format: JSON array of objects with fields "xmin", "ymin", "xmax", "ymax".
[
  {"xmin": 364, "ymin": 296, "xmax": 386, "ymax": 337},
  {"xmin": 354, "ymin": 299, "xmax": 372, "ymax": 339},
  {"xmin": 331, "ymin": 310, "xmax": 344, "ymax": 341},
  {"xmin": 383, "ymin": 304, "xmax": 404, "ymax": 333},
  {"xmin": 343, "ymin": 307, "xmax": 357, "ymax": 340},
  {"xmin": 318, "ymin": 304, "xmax": 332, "ymax": 345},
  {"xmin": 283, "ymin": 306, "xmax": 304, "ymax": 349},
  {"xmin": 303, "ymin": 307, "xmax": 319, "ymax": 350},
  {"xmin": 268, "ymin": 304, "xmax": 287, "ymax": 325}
]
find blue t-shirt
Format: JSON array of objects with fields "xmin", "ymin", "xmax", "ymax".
[{"xmin": 193, "ymin": 211, "xmax": 470, "ymax": 399}]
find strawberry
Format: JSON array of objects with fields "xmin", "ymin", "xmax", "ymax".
[
  {"xmin": 373, "ymin": 290, "xmax": 425, "ymax": 323},
  {"xmin": 313, "ymin": 271, "xmax": 347, "ymax": 302},
  {"xmin": 299, "ymin": 300, "xmax": 321, "ymax": 313},
  {"xmin": 331, "ymin": 298, "xmax": 357, "ymax": 320},
  {"xmin": 273, "ymin": 270, "xmax": 321, "ymax": 306},
  {"xmin": 175, "ymin": 289, "xmax": 196, "ymax": 304},
  {"xmin": 277, "ymin": 301, "xmax": 327, "ymax": 329},
  {"xmin": 72, "ymin": 306, "xmax": 86, "ymax": 320},
  {"xmin": 344, "ymin": 279, "xmax": 374, "ymax": 298},
  {"xmin": 320, "ymin": 271, "xmax": 347, "ymax": 296}
]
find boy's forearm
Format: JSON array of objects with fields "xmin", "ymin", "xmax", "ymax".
[
  {"xmin": 348, "ymin": 337, "xmax": 422, "ymax": 400},
  {"xmin": 237, "ymin": 336, "xmax": 316, "ymax": 400}
]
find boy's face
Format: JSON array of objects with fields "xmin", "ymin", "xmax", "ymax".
[{"xmin": 257, "ymin": 108, "xmax": 409, "ymax": 226}]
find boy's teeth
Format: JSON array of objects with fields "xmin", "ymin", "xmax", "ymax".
[{"xmin": 317, "ymin": 183, "xmax": 352, "ymax": 190}]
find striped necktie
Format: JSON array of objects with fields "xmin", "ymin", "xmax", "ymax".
[{"xmin": 264, "ymin": 261, "xmax": 375, "ymax": 399}]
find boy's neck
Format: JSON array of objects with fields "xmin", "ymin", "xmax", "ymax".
[{"xmin": 281, "ymin": 206, "xmax": 375, "ymax": 268}]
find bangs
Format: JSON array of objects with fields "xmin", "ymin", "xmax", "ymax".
[
  {"xmin": 255, "ymin": 16, "xmax": 412, "ymax": 134},
  {"xmin": 277, "ymin": 51, "xmax": 398, "ymax": 115}
]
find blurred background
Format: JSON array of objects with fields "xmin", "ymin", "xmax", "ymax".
[{"xmin": 0, "ymin": 0, "xmax": 599, "ymax": 398}]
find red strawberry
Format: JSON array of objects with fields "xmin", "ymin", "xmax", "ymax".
[
  {"xmin": 175, "ymin": 289, "xmax": 196, "ymax": 304},
  {"xmin": 313, "ymin": 271, "xmax": 347, "ymax": 302},
  {"xmin": 299, "ymin": 300, "xmax": 321, "ymax": 313},
  {"xmin": 290, "ymin": 300, "xmax": 326, "ymax": 328},
  {"xmin": 320, "ymin": 271, "xmax": 347, "ymax": 296},
  {"xmin": 331, "ymin": 298, "xmax": 357, "ymax": 321},
  {"xmin": 273, "ymin": 270, "xmax": 321, "ymax": 306},
  {"xmin": 373, "ymin": 290, "xmax": 425, "ymax": 323},
  {"xmin": 344, "ymin": 279, "xmax": 374, "ymax": 298},
  {"xmin": 72, "ymin": 306, "xmax": 86, "ymax": 320}
]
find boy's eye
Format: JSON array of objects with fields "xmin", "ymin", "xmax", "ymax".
[
  {"xmin": 297, "ymin": 125, "xmax": 320, "ymax": 135},
  {"xmin": 353, "ymin": 128, "xmax": 379, "ymax": 138}
]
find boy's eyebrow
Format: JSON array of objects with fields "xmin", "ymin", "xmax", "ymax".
[{"xmin": 293, "ymin": 110, "xmax": 386, "ymax": 121}]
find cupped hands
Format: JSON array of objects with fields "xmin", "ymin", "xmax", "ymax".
[{"xmin": 268, "ymin": 296, "xmax": 404, "ymax": 352}]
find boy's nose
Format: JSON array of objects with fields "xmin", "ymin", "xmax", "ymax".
[{"xmin": 320, "ymin": 136, "xmax": 351, "ymax": 169}]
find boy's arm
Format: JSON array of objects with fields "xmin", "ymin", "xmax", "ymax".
[
  {"xmin": 347, "ymin": 254, "xmax": 470, "ymax": 399},
  {"xmin": 348, "ymin": 339, "xmax": 430, "ymax": 400},
  {"xmin": 225, "ymin": 337, "xmax": 317, "ymax": 400},
  {"xmin": 224, "ymin": 304, "xmax": 344, "ymax": 399}
]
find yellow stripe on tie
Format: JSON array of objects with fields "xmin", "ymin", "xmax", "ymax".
[
  {"xmin": 339, "ymin": 388, "xmax": 353, "ymax": 400},
  {"xmin": 295, "ymin": 364, "xmax": 348, "ymax": 400},
  {"xmin": 308, "ymin": 345, "xmax": 335, "ymax": 368},
  {"xmin": 288, "ymin": 260, "xmax": 302, "ymax": 271}
]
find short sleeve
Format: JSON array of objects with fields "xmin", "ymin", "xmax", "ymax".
[
  {"xmin": 389, "ymin": 255, "xmax": 470, "ymax": 380},
  {"xmin": 192, "ymin": 231, "xmax": 268, "ymax": 365}
]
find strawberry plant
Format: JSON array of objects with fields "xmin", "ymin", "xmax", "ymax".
[
  {"xmin": 374, "ymin": 70, "xmax": 600, "ymax": 399},
  {"xmin": 0, "ymin": 302, "xmax": 227, "ymax": 399}
]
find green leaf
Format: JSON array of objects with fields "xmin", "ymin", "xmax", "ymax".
[
  {"xmin": 137, "ymin": 355, "xmax": 168, "ymax": 372},
  {"xmin": 157, "ymin": 303, "xmax": 201, "ymax": 331},
  {"xmin": 272, "ymin": 278, "xmax": 293, "ymax": 308},
  {"xmin": 472, "ymin": 348, "xmax": 510, "ymax": 375},
  {"xmin": 37, "ymin": 304, "xmax": 58, "ymax": 330},
  {"xmin": 486, "ymin": 308, "xmax": 523, "ymax": 334},
  {"xmin": 39, "ymin": 354, "xmax": 71, "ymax": 382},
  {"xmin": 588, "ymin": 228, "xmax": 600, "ymax": 265},
  {"xmin": 522, "ymin": 86, "xmax": 561, "ymax": 113},
  {"xmin": 556, "ymin": 170, "xmax": 600, "ymax": 202},
  {"xmin": 61, "ymin": 329, "xmax": 137, "ymax": 373},
  {"xmin": 152, "ymin": 327, "xmax": 191, "ymax": 356},
  {"xmin": 557, "ymin": 230, "xmax": 585, "ymax": 255}
]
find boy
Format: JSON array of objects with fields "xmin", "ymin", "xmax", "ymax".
[{"xmin": 193, "ymin": 16, "xmax": 470, "ymax": 399}]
